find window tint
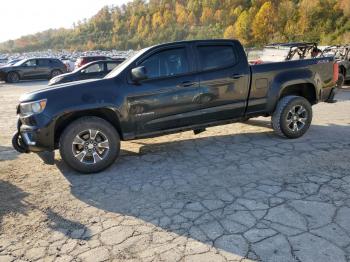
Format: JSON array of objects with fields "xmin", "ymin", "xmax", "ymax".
[
  {"xmin": 106, "ymin": 62, "xmax": 119, "ymax": 71},
  {"xmin": 83, "ymin": 63, "xmax": 104, "ymax": 73},
  {"xmin": 197, "ymin": 45, "xmax": 236, "ymax": 70},
  {"xmin": 38, "ymin": 59, "xmax": 49, "ymax": 66},
  {"xmin": 140, "ymin": 48, "xmax": 189, "ymax": 79}
]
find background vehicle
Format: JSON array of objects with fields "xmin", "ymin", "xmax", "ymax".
[
  {"xmin": 0, "ymin": 58, "xmax": 8, "ymax": 65},
  {"xmin": 250, "ymin": 42, "xmax": 321, "ymax": 64},
  {"xmin": 0, "ymin": 58, "xmax": 66, "ymax": 83},
  {"xmin": 13, "ymin": 39, "xmax": 338, "ymax": 173},
  {"xmin": 322, "ymin": 45, "xmax": 350, "ymax": 87},
  {"xmin": 75, "ymin": 56, "xmax": 109, "ymax": 69},
  {"xmin": 5, "ymin": 58, "xmax": 23, "ymax": 66},
  {"xmin": 49, "ymin": 60, "xmax": 124, "ymax": 86}
]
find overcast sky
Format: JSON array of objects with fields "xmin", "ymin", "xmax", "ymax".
[{"xmin": 0, "ymin": 0, "xmax": 131, "ymax": 42}]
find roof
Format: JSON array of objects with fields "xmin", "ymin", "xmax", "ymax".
[{"xmin": 265, "ymin": 42, "xmax": 317, "ymax": 49}]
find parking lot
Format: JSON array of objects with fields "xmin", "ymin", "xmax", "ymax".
[{"xmin": 0, "ymin": 80, "xmax": 349, "ymax": 262}]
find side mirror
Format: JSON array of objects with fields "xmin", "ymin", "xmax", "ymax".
[
  {"xmin": 131, "ymin": 66, "xmax": 147, "ymax": 82},
  {"xmin": 81, "ymin": 69, "xmax": 86, "ymax": 74}
]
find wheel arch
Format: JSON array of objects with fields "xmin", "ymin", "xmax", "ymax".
[
  {"xmin": 54, "ymin": 108, "xmax": 123, "ymax": 148},
  {"xmin": 6, "ymin": 70, "xmax": 21, "ymax": 81},
  {"xmin": 267, "ymin": 80, "xmax": 318, "ymax": 113},
  {"xmin": 279, "ymin": 83, "xmax": 317, "ymax": 105}
]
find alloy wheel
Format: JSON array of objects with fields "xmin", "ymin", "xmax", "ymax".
[
  {"xmin": 286, "ymin": 105, "xmax": 308, "ymax": 132},
  {"xmin": 71, "ymin": 129, "xmax": 110, "ymax": 164}
]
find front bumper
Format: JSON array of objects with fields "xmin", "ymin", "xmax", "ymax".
[{"xmin": 16, "ymin": 113, "xmax": 56, "ymax": 153}]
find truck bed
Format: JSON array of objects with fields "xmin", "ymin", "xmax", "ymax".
[{"xmin": 246, "ymin": 56, "xmax": 336, "ymax": 115}]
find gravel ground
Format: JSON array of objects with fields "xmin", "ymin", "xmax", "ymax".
[{"xmin": 0, "ymin": 80, "xmax": 349, "ymax": 262}]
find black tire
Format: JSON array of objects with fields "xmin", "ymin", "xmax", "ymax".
[
  {"xmin": 272, "ymin": 96, "xmax": 312, "ymax": 139},
  {"xmin": 59, "ymin": 117, "xmax": 120, "ymax": 174},
  {"xmin": 50, "ymin": 70, "xmax": 62, "ymax": 79},
  {"xmin": 7, "ymin": 72, "xmax": 20, "ymax": 83},
  {"xmin": 12, "ymin": 132, "xmax": 29, "ymax": 153}
]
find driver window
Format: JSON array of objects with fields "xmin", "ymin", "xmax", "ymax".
[
  {"xmin": 25, "ymin": 60, "xmax": 37, "ymax": 66},
  {"xmin": 140, "ymin": 47, "xmax": 189, "ymax": 79},
  {"xmin": 83, "ymin": 63, "xmax": 104, "ymax": 73}
]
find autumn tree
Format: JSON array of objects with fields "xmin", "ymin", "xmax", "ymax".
[
  {"xmin": 234, "ymin": 10, "xmax": 251, "ymax": 45},
  {"xmin": 252, "ymin": 2, "xmax": 277, "ymax": 45}
]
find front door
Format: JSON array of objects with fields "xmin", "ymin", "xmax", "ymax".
[
  {"xmin": 194, "ymin": 42, "xmax": 250, "ymax": 122},
  {"xmin": 22, "ymin": 59, "xmax": 39, "ymax": 79},
  {"xmin": 126, "ymin": 46, "xmax": 202, "ymax": 134}
]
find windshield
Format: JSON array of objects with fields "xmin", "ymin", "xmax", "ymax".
[
  {"xmin": 105, "ymin": 47, "xmax": 151, "ymax": 79},
  {"xmin": 13, "ymin": 59, "xmax": 27, "ymax": 66}
]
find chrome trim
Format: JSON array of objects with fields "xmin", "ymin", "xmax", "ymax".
[{"xmin": 22, "ymin": 132, "xmax": 36, "ymax": 146}]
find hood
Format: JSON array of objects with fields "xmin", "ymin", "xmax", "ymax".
[
  {"xmin": 49, "ymin": 71, "xmax": 75, "ymax": 84},
  {"xmin": 19, "ymin": 78, "xmax": 103, "ymax": 103},
  {"xmin": 0, "ymin": 65, "xmax": 10, "ymax": 70}
]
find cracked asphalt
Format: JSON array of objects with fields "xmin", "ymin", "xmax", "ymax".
[{"xmin": 0, "ymin": 81, "xmax": 349, "ymax": 262}]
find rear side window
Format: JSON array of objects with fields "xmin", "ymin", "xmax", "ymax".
[
  {"xmin": 197, "ymin": 45, "xmax": 237, "ymax": 71},
  {"xmin": 83, "ymin": 63, "xmax": 104, "ymax": 73},
  {"xmin": 38, "ymin": 59, "xmax": 50, "ymax": 66},
  {"xmin": 140, "ymin": 48, "xmax": 189, "ymax": 79},
  {"xmin": 106, "ymin": 62, "xmax": 119, "ymax": 72}
]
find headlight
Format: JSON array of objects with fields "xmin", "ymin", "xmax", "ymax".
[{"xmin": 20, "ymin": 99, "xmax": 47, "ymax": 116}]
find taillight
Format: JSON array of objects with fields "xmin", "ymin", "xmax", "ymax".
[{"xmin": 333, "ymin": 63, "xmax": 339, "ymax": 83}]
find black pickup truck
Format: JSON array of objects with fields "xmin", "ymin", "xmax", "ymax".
[{"xmin": 12, "ymin": 39, "xmax": 338, "ymax": 173}]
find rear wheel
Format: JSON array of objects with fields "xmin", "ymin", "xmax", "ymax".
[
  {"xmin": 272, "ymin": 96, "xmax": 312, "ymax": 139},
  {"xmin": 59, "ymin": 117, "xmax": 120, "ymax": 173},
  {"xmin": 7, "ymin": 72, "xmax": 20, "ymax": 83},
  {"xmin": 50, "ymin": 70, "xmax": 62, "ymax": 79}
]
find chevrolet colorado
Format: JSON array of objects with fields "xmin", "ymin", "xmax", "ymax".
[{"xmin": 12, "ymin": 39, "xmax": 339, "ymax": 173}]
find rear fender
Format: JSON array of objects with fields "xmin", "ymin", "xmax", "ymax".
[{"xmin": 266, "ymin": 69, "xmax": 318, "ymax": 113}]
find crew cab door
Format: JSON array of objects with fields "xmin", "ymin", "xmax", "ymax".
[
  {"xmin": 127, "ymin": 45, "xmax": 201, "ymax": 134},
  {"xmin": 194, "ymin": 42, "xmax": 250, "ymax": 122},
  {"xmin": 37, "ymin": 59, "xmax": 51, "ymax": 78}
]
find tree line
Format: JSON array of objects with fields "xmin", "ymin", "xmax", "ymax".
[{"xmin": 0, "ymin": 0, "xmax": 349, "ymax": 53}]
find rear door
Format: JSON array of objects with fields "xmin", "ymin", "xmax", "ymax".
[
  {"xmin": 37, "ymin": 59, "xmax": 51, "ymax": 78},
  {"xmin": 194, "ymin": 42, "xmax": 250, "ymax": 122},
  {"xmin": 126, "ymin": 44, "xmax": 202, "ymax": 134}
]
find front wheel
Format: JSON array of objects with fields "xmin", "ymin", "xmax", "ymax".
[
  {"xmin": 272, "ymin": 96, "xmax": 312, "ymax": 139},
  {"xmin": 59, "ymin": 117, "xmax": 120, "ymax": 173},
  {"xmin": 7, "ymin": 72, "xmax": 20, "ymax": 83}
]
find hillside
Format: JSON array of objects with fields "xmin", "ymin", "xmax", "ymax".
[{"xmin": 0, "ymin": 0, "xmax": 349, "ymax": 52}]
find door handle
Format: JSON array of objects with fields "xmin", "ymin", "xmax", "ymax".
[
  {"xmin": 231, "ymin": 74, "xmax": 244, "ymax": 79},
  {"xmin": 178, "ymin": 81, "xmax": 195, "ymax": 87}
]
